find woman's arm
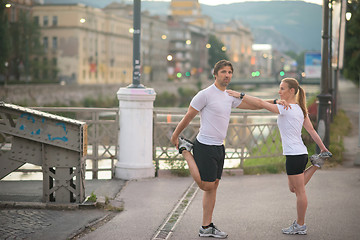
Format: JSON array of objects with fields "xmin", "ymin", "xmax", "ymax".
[
  {"xmin": 303, "ymin": 116, "xmax": 329, "ymax": 152},
  {"xmin": 226, "ymin": 90, "xmax": 288, "ymax": 112},
  {"xmin": 242, "ymin": 94, "xmax": 280, "ymax": 114}
]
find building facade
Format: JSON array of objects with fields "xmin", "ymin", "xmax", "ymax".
[
  {"xmin": 33, "ymin": 4, "xmax": 133, "ymax": 85},
  {"xmin": 167, "ymin": 17, "xmax": 209, "ymax": 82},
  {"xmin": 104, "ymin": 2, "xmax": 170, "ymax": 83},
  {"xmin": 215, "ymin": 20, "xmax": 253, "ymax": 79}
]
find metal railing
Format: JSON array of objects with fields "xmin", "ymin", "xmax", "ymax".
[
  {"xmin": 1, "ymin": 107, "xmax": 282, "ymax": 179},
  {"xmin": 153, "ymin": 108, "xmax": 282, "ymax": 175},
  {"xmin": 0, "ymin": 107, "xmax": 119, "ymax": 180}
]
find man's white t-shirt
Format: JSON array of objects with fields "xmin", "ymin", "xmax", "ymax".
[
  {"xmin": 190, "ymin": 84, "xmax": 242, "ymax": 146},
  {"xmin": 277, "ymin": 104, "xmax": 308, "ymax": 155}
]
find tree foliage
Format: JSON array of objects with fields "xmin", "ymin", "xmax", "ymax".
[
  {"xmin": 207, "ymin": 34, "xmax": 229, "ymax": 70},
  {"xmin": 284, "ymin": 50, "xmax": 305, "ymax": 71},
  {"xmin": 343, "ymin": 0, "xmax": 360, "ymax": 84},
  {"xmin": 0, "ymin": 2, "xmax": 10, "ymax": 74},
  {"xmin": 0, "ymin": 4, "xmax": 46, "ymax": 84}
]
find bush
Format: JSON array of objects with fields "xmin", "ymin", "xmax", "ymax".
[
  {"xmin": 177, "ymin": 87, "xmax": 197, "ymax": 107},
  {"xmin": 328, "ymin": 110, "xmax": 352, "ymax": 165},
  {"xmin": 154, "ymin": 91, "xmax": 177, "ymax": 107}
]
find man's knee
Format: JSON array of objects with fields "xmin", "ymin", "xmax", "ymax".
[{"xmin": 199, "ymin": 180, "xmax": 219, "ymax": 191}]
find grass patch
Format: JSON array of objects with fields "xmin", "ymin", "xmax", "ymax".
[
  {"xmin": 165, "ymin": 159, "xmax": 191, "ymax": 177},
  {"xmin": 243, "ymin": 130, "xmax": 285, "ymax": 174},
  {"xmin": 244, "ymin": 109, "xmax": 352, "ymax": 175}
]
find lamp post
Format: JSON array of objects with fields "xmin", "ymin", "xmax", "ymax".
[
  {"xmin": 128, "ymin": 0, "xmax": 144, "ymax": 88},
  {"xmin": 317, "ymin": 0, "xmax": 332, "ymax": 152},
  {"xmin": 115, "ymin": 0, "xmax": 156, "ymax": 180}
]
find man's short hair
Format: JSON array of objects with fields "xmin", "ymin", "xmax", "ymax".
[{"xmin": 213, "ymin": 60, "xmax": 233, "ymax": 76}]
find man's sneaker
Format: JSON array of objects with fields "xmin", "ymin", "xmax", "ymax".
[
  {"xmin": 282, "ymin": 220, "xmax": 307, "ymax": 235},
  {"xmin": 199, "ymin": 223, "xmax": 228, "ymax": 238},
  {"xmin": 310, "ymin": 151, "xmax": 333, "ymax": 168},
  {"xmin": 178, "ymin": 137, "xmax": 193, "ymax": 154}
]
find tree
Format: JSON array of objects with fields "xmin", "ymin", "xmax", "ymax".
[
  {"xmin": 343, "ymin": 0, "xmax": 360, "ymax": 85},
  {"xmin": 284, "ymin": 50, "xmax": 305, "ymax": 71},
  {"xmin": 8, "ymin": 10, "xmax": 45, "ymax": 82},
  {"xmin": 207, "ymin": 34, "xmax": 229, "ymax": 70},
  {"xmin": 0, "ymin": 2, "xmax": 10, "ymax": 78}
]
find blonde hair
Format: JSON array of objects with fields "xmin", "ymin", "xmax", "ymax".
[{"xmin": 281, "ymin": 78, "xmax": 308, "ymax": 118}]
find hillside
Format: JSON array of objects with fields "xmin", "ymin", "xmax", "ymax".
[{"xmin": 43, "ymin": 0, "xmax": 322, "ymax": 52}]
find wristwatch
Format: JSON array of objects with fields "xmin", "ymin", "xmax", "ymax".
[{"xmin": 239, "ymin": 92, "xmax": 245, "ymax": 99}]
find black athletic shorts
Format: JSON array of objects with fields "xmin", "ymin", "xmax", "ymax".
[
  {"xmin": 285, "ymin": 154, "xmax": 308, "ymax": 175},
  {"xmin": 193, "ymin": 139, "xmax": 225, "ymax": 182}
]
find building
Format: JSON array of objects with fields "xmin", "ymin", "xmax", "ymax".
[
  {"xmin": 170, "ymin": 0, "xmax": 212, "ymax": 30},
  {"xmin": 5, "ymin": 0, "xmax": 33, "ymax": 22},
  {"xmin": 214, "ymin": 20, "xmax": 253, "ymax": 78},
  {"xmin": 33, "ymin": 3, "xmax": 133, "ymax": 85},
  {"xmin": 167, "ymin": 17, "xmax": 209, "ymax": 82},
  {"xmin": 103, "ymin": 2, "xmax": 170, "ymax": 83},
  {"xmin": 251, "ymin": 44, "xmax": 273, "ymax": 78}
]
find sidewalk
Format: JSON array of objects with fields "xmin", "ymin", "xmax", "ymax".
[{"xmin": 0, "ymin": 79, "xmax": 359, "ymax": 240}]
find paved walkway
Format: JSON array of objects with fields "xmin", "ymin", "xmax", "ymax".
[{"xmin": 0, "ymin": 79, "xmax": 359, "ymax": 240}]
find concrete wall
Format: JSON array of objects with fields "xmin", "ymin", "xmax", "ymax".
[{"xmin": 0, "ymin": 80, "xmax": 211, "ymax": 106}]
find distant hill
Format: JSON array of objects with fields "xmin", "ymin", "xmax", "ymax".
[{"xmin": 43, "ymin": 0, "xmax": 322, "ymax": 52}]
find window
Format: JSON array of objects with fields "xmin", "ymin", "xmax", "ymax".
[
  {"xmin": 52, "ymin": 16, "xmax": 58, "ymax": 26},
  {"xmin": 52, "ymin": 37, "xmax": 57, "ymax": 49},
  {"xmin": 43, "ymin": 16, "xmax": 48, "ymax": 26},
  {"xmin": 52, "ymin": 70, "xmax": 57, "ymax": 79},
  {"xmin": 43, "ymin": 37, "xmax": 48, "ymax": 50},
  {"xmin": 34, "ymin": 16, "xmax": 39, "ymax": 25},
  {"xmin": 52, "ymin": 58, "xmax": 57, "ymax": 66}
]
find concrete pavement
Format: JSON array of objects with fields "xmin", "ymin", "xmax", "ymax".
[
  {"xmin": 0, "ymin": 79, "xmax": 359, "ymax": 240},
  {"xmin": 80, "ymin": 78, "xmax": 360, "ymax": 240}
]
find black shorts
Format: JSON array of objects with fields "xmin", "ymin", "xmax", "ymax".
[
  {"xmin": 285, "ymin": 154, "xmax": 308, "ymax": 175},
  {"xmin": 193, "ymin": 139, "xmax": 225, "ymax": 182}
]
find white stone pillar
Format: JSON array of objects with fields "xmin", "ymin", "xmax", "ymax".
[{"xmin": 115, "ymin": 87, "xmax": 156, "ymax": 180}]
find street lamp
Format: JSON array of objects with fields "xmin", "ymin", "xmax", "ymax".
[
  {"xmin": 317, "ymin": 0, "xmax": 332, "ymax": 151},
  {"xmin": 128, "ymin": 0, "xmax": 144, "ymax": 88},
  {"xmin": 346, "ymin": 12, "xmax": 352, "ymax": 21},
  {"xmin": 80, "ymin": 18, "xmax": 86, "ymax": 23},
  {"xmin": 5, "ymin": 3, "xmax": 11, "ymax": 8}
]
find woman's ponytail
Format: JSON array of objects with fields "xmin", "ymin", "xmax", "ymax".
[
  {"xmin": 282, "ymin": 78, "xmax": 308, "ymax": 118},
  {"xmin": 297, "ymin": 86, "xmax": 308, "ymax": 118}
]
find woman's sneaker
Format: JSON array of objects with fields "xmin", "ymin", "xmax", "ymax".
[
  {"xmin": 310, "ymin": 151, "xmax": 332, "ymax": 168},
  {"xmin": 282, "ymin": 220, "xmax": 307, "ymax": 235},
  {"xmin": 199, "ymin": 223, "xmax": 228, "ymax": 238},
  {"xmin": 178, "ymin": 137, "xmax": 193, "ymax": 154}
]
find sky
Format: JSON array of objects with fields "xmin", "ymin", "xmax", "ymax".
[{"xmin": 148, "ymin": 0, "xmax": 323, "ymax": 6}]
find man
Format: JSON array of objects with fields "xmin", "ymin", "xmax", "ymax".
[{"xmin": 170, "ymin": 60, "xmax": 259, "ymax": 238}]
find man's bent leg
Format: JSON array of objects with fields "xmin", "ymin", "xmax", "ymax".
[
  {"xmin": 182, "ymin": 150, "xmax": 202, "ymax": 186},
  {"xmin": 182, "ymin": 150, "xmax": 219, "ymax": 191}
]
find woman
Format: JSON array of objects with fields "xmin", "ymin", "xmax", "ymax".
[{"xmin": 227, "ymin": 78, "xmax": 331, "ymax": 235}]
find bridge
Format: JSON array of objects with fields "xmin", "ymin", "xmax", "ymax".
[
  {"xmin": 0, "ymin": 102, "xmax": 87, "ymax": 203},
  {"xmin": 229, "ymin": 77, "xmax": 321, "ymax": 86}
]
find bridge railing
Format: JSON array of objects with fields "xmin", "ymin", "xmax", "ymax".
[
  {"xmin": 1, "ymin": 106, "xmax": 282, "ymax": 179},
  {"xmin": 0, "ymin": 107, "xmax": 118, "ymax": 180},
  {"xmin": 153, "ymin": 108, "xmax": 282, "ymax": 175}
]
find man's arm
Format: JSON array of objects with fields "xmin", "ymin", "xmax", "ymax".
[{"xmin": 171, "ymin": 106, "xmax": 199, "ymax": 148}]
